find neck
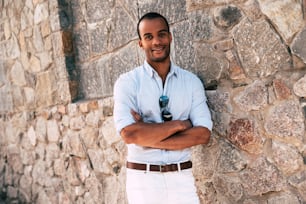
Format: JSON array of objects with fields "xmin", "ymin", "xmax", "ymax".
[{"xmin": 148, "ymin": 59, "xmax": 171, "ymax": 83}]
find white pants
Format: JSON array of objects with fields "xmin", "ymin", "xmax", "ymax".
[{"xmin": 126, "ymin": 168, "xmax": 200, "ymax": 204}]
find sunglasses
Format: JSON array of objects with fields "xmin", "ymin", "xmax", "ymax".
[{"xmin": 159, "ymin": 95, "xmax": 172, "ymax": 121}]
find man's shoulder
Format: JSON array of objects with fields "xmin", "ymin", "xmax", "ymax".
[{"xmin": 117, "ymin": 65, "xmax": 144, "ymax": 80}]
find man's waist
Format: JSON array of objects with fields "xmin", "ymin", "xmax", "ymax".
[{"xmin": 126, "ymin": 160, "xmax": 192, "ymax": 172}]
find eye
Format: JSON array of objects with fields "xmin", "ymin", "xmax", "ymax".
[
  {"xmin": 159, "ymin": 33, "xmax": 166, "ymax": 38},
  {"xmin": 158, "ymin": 32, "xmax": 168, "ymax": 38},
  {"xmin": 144, "ymin": 35, "xmax": 153, "ymax": 40}
]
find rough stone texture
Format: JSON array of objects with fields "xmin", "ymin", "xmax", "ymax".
[
  {"xmin": 233, "ymin": 19, "xmax": 292, "ymax": 78},
  {"xmin": 1, "ymin": 0, "xmax": 306, "ymax": 203},
  {"xmin": 240, "ymin": 157, "xmax": 285, "ymax": 196},
  {"xmin": 293, "ymin": 74, "xmax": 306, "ymax": 97},
  {"xmin": 227, "ymin": 118, "xmax": 263, "ymax": 154},
  {"xmin": 234, "ymin": 80, "xmax": 268, "ymax": 111},
  {"xmin": 292, "ymin": 27, "xmax": 306, "ymax": 64},
  {"xmin": 258, "ymin": 0, "xmax": 304, "ymax": 43},
  {"xmin": 264, "ymin": 100, "xmax": 305, "ymax": 144}
]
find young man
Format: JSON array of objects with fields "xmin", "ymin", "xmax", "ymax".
[{"xmin": 113, "ymin": 12, "xmax": 213, "ymax": 204}]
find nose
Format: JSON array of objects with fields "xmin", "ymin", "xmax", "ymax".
[{"xmin": 152, "ymin": 36, "xmax": 162, "ymax": 45}]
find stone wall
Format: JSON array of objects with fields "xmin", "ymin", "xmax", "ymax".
[{"xmin": 0, "ymin": 0, "xmax": 306, "ymax": 203}]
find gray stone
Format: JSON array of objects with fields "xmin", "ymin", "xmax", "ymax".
[
  {"xmin": 34, "ymin": 2, "xmax": 49, "ymax": 24},
  {"xmin": 0, "ymin": 85, "xmax": 13, "ymax": 112},
  {"xmin": 90, "ymin": 25, "xmax": 108, "ymax": 54},
  {"xmin": 267, "ymin": 141, "xmax": 303, "ymax": 175},
  {"xmin": 101, "ymin": 116, "xmax": 120, "ymax": 146},
  {"xmin": 85, "ymin": 110, "xmax": 101, "ymax": 127},
  {"xmin": 47, "ymin": 119, "xmax": 60, "ymax": 142},
  {"xmin": 193, "ymin": 43, "xmax": 228, "ymax": 87},
  {"xmin": 264, "ymin": 100, "xmax": 305, "ymax": 143},
  {"xmin": 288, "ymin": 170, "xmax": 306, "ymax": 201},
  {"xmin": 186, "ymin": 0, "xmax": 246, "ymax": 11},
  {"xmin": 45, "ymin": 143, "xmax": 60, "ymax": 163},
  {"xmin": 266, "ymin": 192, "xmax": 300, "ymax": 204},
  {"xmin": 216, "ymin": 139, "xmax": 247, "ymax": 173},
  {"xmin": 234, "ymin": 80, "xmax": 268, "ymax": 111},
  {"xmin": 240, "ymin": 157, "xmax": 285, "ymax": 196},
  {"xmin": 73, "ymin": 27, "xmax": 90, "ymax": 62},
  {"xmin": 293, "ymin": 74, "xmax": 306, "ymax": 97},
  {"xmin": 35, "ymin": 117, "xmax": 47, "ymax": 142},
  {"xmin": 213, "ymin": 5, "xmax": 242, "ymax": 30},
  {"xmin": 7, "ymin": 34, "xmax": 20, "ymax": 59},
  {"xmin": 172, "ymin": 20, "xmax": 195, "ymax": 71},
  {"xmin": 188, "ymin": 10, "xmax": 213, "ymax": 41},
  {"xmin": 233, "ymin": 19, "xmax": 291, "ymax": 78},
  {"xmin": 192, "ymin": 139, "xmax": 219, "ymax": 179},
  {"xmin": 69, "ymin": 115, "xmax": 85, "ymax": 130},
  {"xmin": 86, "ymin": 0, "xmax": 114, "ymax": 23},
  {"xmin": 213, "ymin": 174, "xmax": 243, "ymax": 203},
  {"xmin": 20, "ymin": 148, "xmax": 35, "ymax": 165},
  {"xmin": 258, "ymin": 0, "xmax": 304, "ymax": 43},
  {"xmin": 292, "ymin": 28, "xmax": 306, "ymax": 64},
  {"xmin": 108, "ymin": 5, "xmax": 136, "ymax": 50},
  {"xmin": 64, "ymin": 130, "xmax": 86, "ymax": 158},
  {"xmin": 10, "ymin": 61, "xmax": 26, "ymax": 86},
  {"xmin": 87, "ymin": 149, "xmax": 105, "ymax": 173},
  {"xmin": 37, "ymin": 51, "xmax": 52, "ymax": 71},
  {"xmin": 35, "ymin": 71, "xmax": 55, "ymax": 107},
  {"xmin": 33, "ymin": 25, "xmax": 44, "ymax": 52}
]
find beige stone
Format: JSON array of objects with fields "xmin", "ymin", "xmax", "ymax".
[{"xmin": 258, "ymin": 0, "xmax": 304, "ymax": 43}]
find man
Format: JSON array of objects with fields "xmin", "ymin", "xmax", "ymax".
[{"xmin": 113, "ymin": 12, "xmax": 213, "ymax": 204}]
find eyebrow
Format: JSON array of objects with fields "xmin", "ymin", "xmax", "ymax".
[{"xmin": 142, "ymin": 29, "xmax": 169, "ymax": 37}]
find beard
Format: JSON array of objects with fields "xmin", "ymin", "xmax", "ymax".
[{"xmin": 148, "ymin": 46, "xmax": 171, "ymax": 63}]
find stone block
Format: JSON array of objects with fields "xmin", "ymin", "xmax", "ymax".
[
  {"xmin": 234, "ymin": 80, "xmax": 268, "ymax": 111},
  {"xmin": 268, "ymin": 141, "xmax": 303, "ymax": 175},
  {"xmin": 213, "ymin": 5, "xmax": 242, "ymax": 30},
  {"xmin": 108, "ymin": 6, "xmax": 136, "ymax": 50},
  {"xmin": 35, "ymin": 71, "xmax": 55, "ymax": 107},
  {"xmin": 264, "ymin": 100, "xmax": 305, "ymax": 142},
  {"xmin": 233, "ymin": 19, "xmax": 292, "ymax": 78},
  {"xmin": 172, "ymin": 20, "xmax": 195, "ymax": 71},
  {"xmin": 240, "ymin": 157, "xmax": 285, "ymax": 196},
  {"xmin": 86, "ymin": 0, "xmax": 114, "ymax": 23},
  {"xmin": 73, "ymin": 27, "xmax": 90, "ymax": 62},
  {"xmin": 34, "ymin": 2, "xmax": 49, "ymax": 24},
  {"xmin": 293, "ymin": 74, "xmax": 306, "ymax": 97},
  {"xmin": 213, "ymin": 174, "xmax": 243, "ymax": 203},
  {"xmin": 89, "ymin": 25, "xmax": 108, "ymax": 54},
  {"xmin": 47, "ymin": 119, "xmax": 60, "ymax": 142},
  {"xmin": 258, "ymin": 0, "xmax": 304, "ymax": 43},
  {"xmin": 194, "ymin": 43, "xmax": 228, "ymax": 88},
  {"xmin": 273, "ymin": 79, "xmax": 291, "ymax": 100},
  {"xmin": 228, "ymin": 118, "xmax": 263, "ymax": 154},
  {"xmin": 216, "ymin": 139, "xmax": 247, "ymax": 173}
]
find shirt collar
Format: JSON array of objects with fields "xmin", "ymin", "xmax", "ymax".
[{"xmin": 143, "ymin": 60, "xmax": 178, "ymax": 78}]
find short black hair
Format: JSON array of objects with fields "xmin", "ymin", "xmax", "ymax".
[{"xmin": 137, "ymin": 12, "xmax": 170, "ymax": 39}]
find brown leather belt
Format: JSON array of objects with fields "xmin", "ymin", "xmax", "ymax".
[{"xmin": 126, "ymin": 161, "xmax": 192, "ymax": 172}]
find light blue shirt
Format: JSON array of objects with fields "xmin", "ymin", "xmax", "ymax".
[{"xmin": 113, "ymin": 61, "xmax": 213, "ymax": 165}]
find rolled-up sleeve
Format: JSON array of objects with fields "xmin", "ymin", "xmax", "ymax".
[
  {"xmin": 189, "ymin": 77, "xmax": 213, "ymax": 131},
  {"xmin": 113, "ymin": 74, "xmax": 137, "ymax": 135}
]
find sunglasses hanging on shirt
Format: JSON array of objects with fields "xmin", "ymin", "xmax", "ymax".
[{"xmin": 159, "ymin": 95, "xmax": 172, "ymax": 121}]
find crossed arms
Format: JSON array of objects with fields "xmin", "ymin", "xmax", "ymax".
[{"xmin": 120, "ymin": 110, "xmax": 211, "ymax": 150}]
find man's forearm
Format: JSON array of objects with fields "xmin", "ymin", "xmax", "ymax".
[
  {"xmin": 148, "ymin": 126, "xmax": 211, "ymax": 150},
  {"xmin": 120, "ymin": 119, "xmax": 192, "ymax": 147}
]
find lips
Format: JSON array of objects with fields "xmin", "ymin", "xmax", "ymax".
[{"xmin": 152, "ymin": 46, "xmax": 164, "ymax": 53}]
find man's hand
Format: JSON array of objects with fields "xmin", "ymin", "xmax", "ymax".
[{"xmin": 130, "ymin": 110, "xmax": 143, "ymax": 123}]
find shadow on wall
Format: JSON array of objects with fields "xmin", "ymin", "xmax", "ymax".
[{"xmin": 57, "ymin": 0, "xmax": 81, "ymax": 102}]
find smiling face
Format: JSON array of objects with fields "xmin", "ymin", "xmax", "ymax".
[{"xmin": 138, "ymin": 17, "xmax": 172, "ymax": 65}]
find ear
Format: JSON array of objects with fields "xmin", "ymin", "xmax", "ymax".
[{"xmin": 138, "ymin": 40, "xmax": 143, "ymax": 48}]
